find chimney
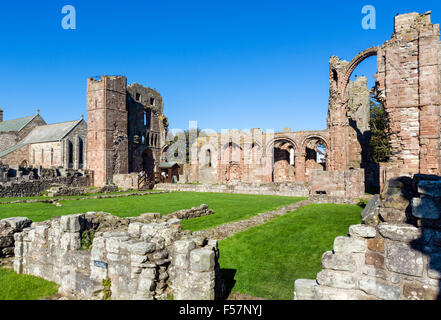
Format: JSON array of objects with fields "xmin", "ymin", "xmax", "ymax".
[{"xmin": 0, "ymin": 109, "xmax": 3, "ymax": 122}]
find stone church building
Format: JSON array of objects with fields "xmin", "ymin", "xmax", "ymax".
[
  {"xmin": 0, "ymin": 76, "xmax": 170, "ymax": 188},
  {"xmin": 0, "ymin": 110, "xmax": 87, "ymax": 170}
]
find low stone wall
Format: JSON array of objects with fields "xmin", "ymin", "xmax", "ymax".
[
  {"xmin": 295, "ymin": 174, "xmax": 441, "ymax": 300},
  {"xmin": 309, "ymin": 195, "xmax": 366, "ymax": 205},
  {"xmin": 309, "ymin": 169, "xmax": 365, "ymax": 198},
  {"xmin": 155, "ymin": 182, "xmax": 310, "ymax": 197},
  {"xmin": 0, "ymin": 217, "xmax": 32, "ymax": 258},
  {"xmin": 13, "ymin": 210, "xmax": 224, "ymax": 300},
  {"xmin": 0, "ymin": 175, "xmax": 89, "ymax": 198},
  {"xmin": 113, "ymin": 173, "xmax": 139, "ymax": 191}
]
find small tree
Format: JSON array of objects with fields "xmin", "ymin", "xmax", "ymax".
[{"xmin": 369, "ymin": 96, "xmax": 390, "ymax": 163}]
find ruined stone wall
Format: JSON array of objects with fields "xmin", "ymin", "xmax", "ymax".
[
  {"xmin": 295, "ymin": 174, "xmax": 441, "ymax": 300},
  {"xmin": 13, "ymin": 212, "xmax": 223, "ymax": 300},
  {"xmin": 309, "ymin": 169, "xmax": 365, "ymax": 198},
  {"xmin": 376, "ymin": 12, "xmax": 441, "ymax": 177},
  {"xmin": 0, "ymin": 217, "xmax": 31, "ymax": 258},
  {"xmin": 87, "ymin": 76, "xmax": 128, "ymax": 187},
  {"xmin": 113, "ymin": 173, "xmax": 139, "ymax": 191},
  {"xmin": 0, "ymin": 174, "xmax": 89, "ymax": 198},
  {"xmin": 187, "ymin": 129, "xmax": 330, "ymax": 186},
  {"xmin": 346, "ymin": 77, "xmax": 371, "ymax": 170},
  {"xmin": 127, "ymin": 84, "xmax": 168, "ymax": 174},
  {"xmin": 155, "ymin": 182, "xmax": 311, "ymax": 198}
]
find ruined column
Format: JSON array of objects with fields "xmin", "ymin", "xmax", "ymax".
[{"xmin": 295, "ymin": 151, "xmax": 306, "ymax": 182}]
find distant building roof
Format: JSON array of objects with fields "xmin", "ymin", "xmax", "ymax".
[
  {"xmin": 0, "ymin": 115, "xmax": 37, "ymax": 133},
  {"xmin": 20, "ymin": 120, "xmax": 82, "ymax": 144},
  {"xmin": 159, "ymin": 162, "xmax": 180, "ymax": 169},
  {"xmin": 0, "ymin": 119, "xmax": 84, "ymax": 158}
]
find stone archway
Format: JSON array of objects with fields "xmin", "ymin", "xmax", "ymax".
[
  {"xmin": 302, "ymin": 135, "xmax": 329, "ymax": 181},
  {"xmin": 339, "ymin": 47, "xmax": 378, "ymax": 96},
  {"xmin": 273, "ymin": 140, "xmax": 296, "ymax": 182}
]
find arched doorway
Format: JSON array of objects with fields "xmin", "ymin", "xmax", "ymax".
[
  {"xmin": 303, "ymin": 136, "xmax": 328, "ymax": 181},
  {"xmin": 272, "ymin": 139, "xmax": 296, "ymax": 182}
]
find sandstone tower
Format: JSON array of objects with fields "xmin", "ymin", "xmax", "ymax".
[{"xmin": 87, "ymin": 76, "xmax": 129, "ymax": 186}]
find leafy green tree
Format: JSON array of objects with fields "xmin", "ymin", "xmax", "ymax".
[{"xmin": 369, "ymin": 96, "xmax": 390, "ymax": 163}]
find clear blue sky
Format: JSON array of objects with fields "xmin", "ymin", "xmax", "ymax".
[{"xmin": 1, "ymin": 0, "xmax": 440, "ymax": 132}]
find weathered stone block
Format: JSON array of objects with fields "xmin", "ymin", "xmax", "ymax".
[
  {"xmin": 361, "ymin": 195, "xmax": 380, "ymax": 226},
  {"xmin": 386, "ymin": 242, "xmax": 423, "ymax": 277},
  {"xmin": 427, "ymin": 252, "xmax": 441, "ymax": 279},
  {"xmin": 377, "ymin": 223, "xmax": 422, "ymax": 242},
  {"xmin": 365, "ymin": 252, "xmax": 385, "ymax": 269},
  {"xmin": 172, "ymin": 240, "xmax": 196, "ymax": 254},
  {"xmin": 313, "ymin": 286, "xmax": 371, "ymax": 300},
  {"xmin": 333, "ymin": 237, "xmax": 366, "ymax": 253},
  {"xmin": 190, "ymin": 248, "xmax": 215, "ymax": 273},
  {"xmin": 379, "ymin": 208, "xmax": 407, "ymax": 223},
  {"xmin": 0, "ymin": 217, "xmax": 32, "ymax": 234},
  {"xmin": 349, "ymin": 224, "xmax": 376, "ymax": 238},
  {"xmin": 403, "ymin": 282, "xmax": 440, "ymax": 300},
  {"xmin": 358, "ymin": 277, "xmax": 401, "ymax": 300},
  {"xmin": 138, "ymin": 278, "xmax": 155, "ymax": 292},
  {"xmin": 412, "ymin": 197, "xmax": 441, "ymax": 220},
  {"xmin": 362, "ymin": 266, "xmax": 387, "ymax": 280},
  {"xmin": 418, "ymin": 179, "xmax": 441, "ymax": 197},
  {"xmin": 60, "ymin": 214, "xmax": 82, "ymax": 233},
  {"xmin": 294, "ymin": 279, "xmax": 317, "ymax": 300},
  {"xmin": 140, "ymin": 268, "xmax": 157, "ymax": 280},
  {"xmin": 316, "ymin": 270, "xmax": 357, "ymax": 289},
  {"xmin": 321, "ymin": 251, "xmax": 356, "ymax": 272},
  {"xmin": 367, "ymin": 237, "xmax": 385, "ymax": 253},
  {"xmin": 128, "ymin": 222, "xmax": 142, "ymax": 237},
  {"xmin": 128, "ymin": 242, "xmax": 156, "ymax": 255}
]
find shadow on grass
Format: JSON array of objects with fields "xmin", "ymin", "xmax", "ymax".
[{"xmin": 220, "ymin": 268, "xmax": 237, "ymax": 299}]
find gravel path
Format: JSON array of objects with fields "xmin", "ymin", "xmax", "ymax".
[{"xmin": 194, "ymin": 199, "xmax": 313, "ymax": 241}]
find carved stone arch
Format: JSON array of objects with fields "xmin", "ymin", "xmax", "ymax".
[
  {"xmin": 265, "ymin": 136, "xmax": 299, "ymax": 158},
  {"xmin": 301, "ymin": 135, "xmax": 329, "ymax": 151},
  {"xmin": 301, "ymin": 135, "xmax": 330, "ymax": 174},
  {"xmin": 339, "ymin": 47, "xmax": 379, "ymax": 94}
]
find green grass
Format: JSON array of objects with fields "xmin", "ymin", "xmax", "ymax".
[
  {"xmin": 0, "ymin": 192, "xmax": 305, "ymax": 231},
  {"xmin": 0, "ymin": 268, "xmax": 58, "ymax": 300},
  {"xmin": 218, "ymin": 203, "xmax": 362, "ymax": 300},
  {"xmin": 0, "ymin": 190, "xmax": 147, "ymax": 203}
]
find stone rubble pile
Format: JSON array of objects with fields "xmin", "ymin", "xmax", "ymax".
[
  {"xmin": 295, "ymin": 174, "xmax": 441, "ymax": 300},
  {"xmin": 7, "ymin": 206, "xmax": 223, "ymax": 300}
]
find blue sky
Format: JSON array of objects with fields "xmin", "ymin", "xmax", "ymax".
[{"xmin": 0, "ymin": 0, "xmax": 440, "ymax": 132}]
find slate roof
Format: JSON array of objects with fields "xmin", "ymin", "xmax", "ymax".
[
  {"xmin": 0, "ymin": 120, "xmax": 83, "ymax": 158},
  {"xmin": 20, "ymin": 120, "xmax": 82, "ymax": 144},
  {"xmin": 0, "ymin": 115, "xmax": 37, "ymax": 133},
  {"xmin": 159, "ymin": 162, "xmax": 180, "ymax": 169}
]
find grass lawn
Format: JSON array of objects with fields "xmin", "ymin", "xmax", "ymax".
[
  {"xmin": 0, "ymin": 190, "xmax": 151, "ymax": 203},
  {"xmin": 0, "ymin": 268, "xmax": 58, "ymax": 300},
  {"xmin": 0, "ymin": 192, "xmax": 305, "ymax": 232},
  {"xmin": 218, "ymin": 203, "xmax": 362, "ymax": 300}
]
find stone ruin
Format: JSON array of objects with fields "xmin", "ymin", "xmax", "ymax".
[
  {"xmin": 1, "ymin": 205, "xmax": 224, "ymax": 300},
  {"xmin": 0, "ymin": 163, "xmax": 92, "ymax": 198},
  {"xmin": 295, "ymin": 174, "xmax": 441, "ymax": 300}
]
